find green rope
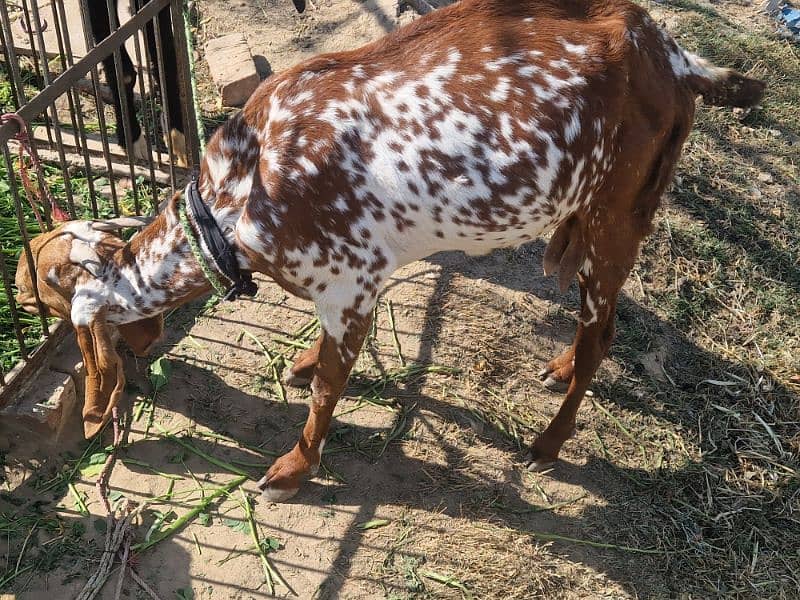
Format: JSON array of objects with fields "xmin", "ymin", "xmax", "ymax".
[
  {"xmin": 183, "ymin": 2, "xmax": 206, "ymax": 155},
  {"xmin": 178, "ymin": 193, "xmax": 227, "ymax": 296}
]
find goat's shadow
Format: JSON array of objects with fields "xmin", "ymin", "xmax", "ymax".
[
  {"xmin": 3, "ymin": 174, "xmax": 796, "ymax": 596},
  {"xmin": 115, "ymin": 72, "xmax": 800, "ymax": 593}
]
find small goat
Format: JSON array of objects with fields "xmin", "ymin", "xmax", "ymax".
[
  {"xmin": 19, "ymin": 0, "xmax": 764, "ymax": 502},
  {"xmin": 15, "ymin": 219, "xmax": 163, "ymax": 437}
]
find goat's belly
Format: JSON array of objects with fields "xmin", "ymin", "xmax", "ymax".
[{"xmin": 391, "ymin": 198, "xmax": 564, "ymax": 264}]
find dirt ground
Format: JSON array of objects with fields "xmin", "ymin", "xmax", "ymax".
[{"xmin": 2, "ymin": 0, "xmax": 799, "ymax": 599}]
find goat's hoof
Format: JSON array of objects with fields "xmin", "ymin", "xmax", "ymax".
[
  {"xmin": 258, "ymin": 445, "xmax": 318, "ymax": 503},
  {"xmin": 527, "ymin": 457, "xmax": 557, "ymax": 472},
  {"xmin": 543, "ymin": 376, "xmax": 569, "ymax": 392},
  {"xmin": 167, "ymin": 129, "xmax": 189, "ymax": 168},
  {"xmin": 257, "ymin": 476, "xmax": 299, "ymax": 503},
  {"xmin": 131, "ymin": 133, "xmax": 148, "ymax": 161},
  {"xmin": 526, "ymin": 444, "xmax": 560, "ymax": 472},
  {"xmin": 282, "ymin": 368, "xmax": 312, "ymax": 388}
]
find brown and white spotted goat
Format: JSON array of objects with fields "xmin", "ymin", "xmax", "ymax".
[{"xmin": 19, "ymin": 0, "xmax": 764, "ymax": 501}]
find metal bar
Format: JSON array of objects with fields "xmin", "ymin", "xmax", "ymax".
[
  {"xmin": 50, "ymin": 0, "xmax": 82, "ymax": 149},
  {"xmin": 2, "ymin": 144, "xmax": 50, "ymax": 337},
  {"xmin": 0, "ymin": 0, "xmax": 172, "ymax": 145},
  {"xmin": 170, "ymin": 0, "xmax": 200, "ymax": 168},
  {"xmin": 105, "ymin": 0, "xmax": 141, "ymax": 214},
  {"xmin": 0, "ymin": 245, "xmax": 30, "ymax": 361},
  {"xmin": 139, "ymin": 15, "xmax": 163, "ymax": 172},
  {"xmin": 126, "ymin": 1, "xmax": 158, "ymax": 213},
  {"xmin": 54, "ymin": 0, "xmax": 99, "ymax": 217},
  {"xmin": 19, "ymin": 0, "xmax": 54, "ymax": 147},
  {"xmin": 0, "ymin": 1, "xmax": 29, "ymax": 108},
  {"xmin": 28, "ymin": 0, "xmax": 77, "ymax": 218},
  {"xmin": 152, "ymin": 11, "xmax": 177, "ymax": 193},
  {"xmin": 19, "ymin": 0, "xmax": 43, "ymax": 91},
  {"xmin": 77, "ymin": 0, "xmax": 122, "ymax": 216},
  {"xmin": 0, "ymin": 18, "xmax": 20, "ymax": 110}
]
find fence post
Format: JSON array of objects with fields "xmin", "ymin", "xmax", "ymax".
[{"xmin": 170, "ymin": 0, "xmax": 201, "ymax": 168}]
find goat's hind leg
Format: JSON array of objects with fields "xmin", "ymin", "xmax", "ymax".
[
  {"xmin": 529, "ymin": 227, "xmax": 635, "ymax": 471},
  {"xmin": 539, "ymin": 346, "xmax": 575, "ymax": 392},
  {"xmin": 283, "ymin": 334, "xmax": 322, "ymax": 387},
  {"xmin": 538, "ymin": 217, "xmax": 586, "ymax": 392},
  {"xmin": 259, "ymin": 303, "xmax": 374, "ymax": 502}
]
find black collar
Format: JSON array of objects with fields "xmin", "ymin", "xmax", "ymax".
[{"xmin": 185, "ymin": 173, "xmax": 258, "ymax": 302}]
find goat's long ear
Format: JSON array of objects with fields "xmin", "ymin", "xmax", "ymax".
[
  {"xmin": 74, "ymin": 308, "xmax": 125, "ymax": 438},
  {"xmin": 292, "ymin": 0, "xmax": 306, "ymax": 13}
]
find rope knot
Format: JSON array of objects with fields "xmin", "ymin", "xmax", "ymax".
[{"xmin": 1, "ymin": 112, "xmax": 71, "ymax": 225}]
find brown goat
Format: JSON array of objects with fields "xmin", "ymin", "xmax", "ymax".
[
  {"xmin": 17, "ymin": 0, "xmax": 764, "ymax": 502},
  {"xmin": 15, "ymin": 219, "xmax": 163, "ymax": 438}
]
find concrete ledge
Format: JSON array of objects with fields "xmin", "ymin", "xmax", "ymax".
[
  {"xmin": 1, "ymin": 368, "xmax": 77, "ymax": 445},
  {"xmin": 0, "ymin": 328, "xmax": 119, "ymax": 449}
]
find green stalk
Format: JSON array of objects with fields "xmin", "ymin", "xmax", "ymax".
[
  {"xmin": 156, "ymin": 425, "xmax": 250, "ymax": 478},
  {"xmin": 68, "ymin": 482, "xmax": 89, "ymax": 515},
  {"xmin": 241, "ymin": 489, "xmax": 293, "ymax": 595},
  {"xmin": 133, "ymin": 475, "xmax": 247, "ymax": 552},
  {"xmin": 385, "ymin": 299, "xmax": 406, "ymax": 366}
]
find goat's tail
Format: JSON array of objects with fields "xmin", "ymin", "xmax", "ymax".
[{"xmin": 675, "ymin": 48, "xmax": 766, "ymax": 108}]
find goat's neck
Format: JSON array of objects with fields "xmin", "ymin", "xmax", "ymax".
[{"xmin": 102, "ymin": 209, "xmax": 211, "ymax": 324}]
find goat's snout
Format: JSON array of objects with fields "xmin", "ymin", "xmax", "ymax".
[
  {"xmin": 13, "ymin": 259, "xmax": 40, "ymax": 316},
  {"xmin": 15, "ymin": 293, "xmax": 43, "ymax": 316}
]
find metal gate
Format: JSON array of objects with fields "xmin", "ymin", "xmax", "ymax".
[{"xmin": 0, "ymin": 0, "xmax": 199, "ymax": 406}]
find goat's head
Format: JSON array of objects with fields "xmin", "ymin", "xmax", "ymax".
[{"xmin": 15, "ymin": 218, "xmax": 164, "ymax": 438}]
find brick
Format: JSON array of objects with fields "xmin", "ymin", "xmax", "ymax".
[
  {"xmin": 205, "ymin": 33, "xmax": 260, "ymax": 107},
  {"xmin": 1, "ymin": 368, "xmax": 78, "ymax": 443}
]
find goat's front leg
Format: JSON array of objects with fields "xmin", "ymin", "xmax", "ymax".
[
  {"xmin": 140, "ymin": 0, "xmax": 188, "ymax": 167},
  {"xmin": 259, "ymin": 310, "xmax": 373, "ymax": 502},
  {"xmin": 87, "ymin": 0, "xmax": 145, "ymax": 159}
]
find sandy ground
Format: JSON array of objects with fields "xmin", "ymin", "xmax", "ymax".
[{"xmin": 7, "ymin": 245, "xmax": 654, "ymax": 599}]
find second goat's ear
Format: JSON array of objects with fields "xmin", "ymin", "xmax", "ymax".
[{"xmin": 74, "ymin": 307, "xmax": 125, "ymax": 439}]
